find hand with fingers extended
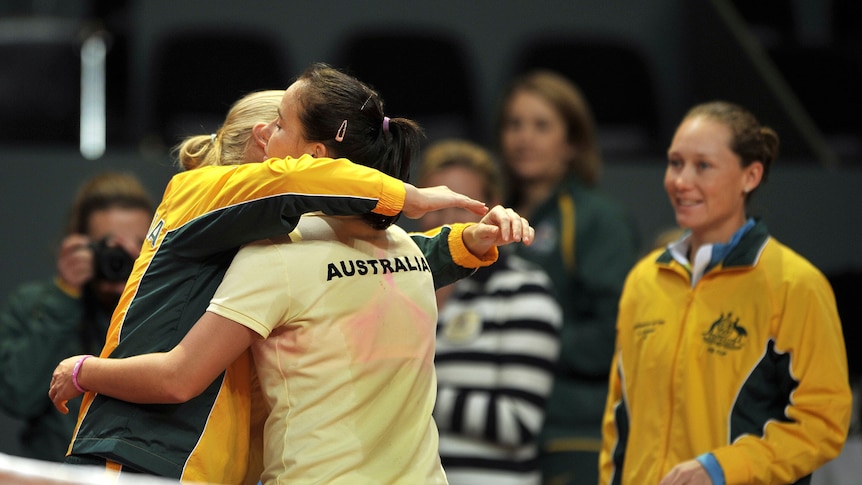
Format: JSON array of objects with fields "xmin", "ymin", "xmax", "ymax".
[
  {"xmin": 462, "ymin": 205, "xmax": 535, "ymax": 258},
  {"xmin": 402, "ymin": 184, "xmax": 488, "ymax": 220}
]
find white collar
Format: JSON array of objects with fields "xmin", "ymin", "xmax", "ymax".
[{"xmin": 668, "ymin": 234, "xmax": 714, "ymax": 287}]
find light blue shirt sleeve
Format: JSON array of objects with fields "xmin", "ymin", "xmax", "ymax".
[{"xmin": 695, "ymin": 452, "xmax": 725, "ymax": 485}]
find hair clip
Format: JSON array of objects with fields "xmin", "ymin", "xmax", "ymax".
[
  {"xmin": 360, "ymin": 94, "xmax": 374, "ymax": 111},
  {"xmin": 335, "ymin": 120, "xmax": 348, "ymax": 142},
  {"xmin": 210, "ymin": 133, "xmax": 217, "ymax": 143}
]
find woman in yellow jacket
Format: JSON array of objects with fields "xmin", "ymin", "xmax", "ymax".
[{"xmin": 599, "ymin": 101, "xmax": 851, "ymax": 485}]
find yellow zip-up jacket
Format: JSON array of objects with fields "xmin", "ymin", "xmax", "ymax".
[{"xmin": 600, "ymin": 221, "xmax": 851, "ymax": 485}]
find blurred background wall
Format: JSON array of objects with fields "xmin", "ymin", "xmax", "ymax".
[{"xmin": 1, "ymin": 0, "xmax": 860, "ymax": 456}]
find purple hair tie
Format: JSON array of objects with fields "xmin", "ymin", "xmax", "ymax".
[{"xmin": 382, "ymin": 116, "xmax": 390, "ymax": 133}]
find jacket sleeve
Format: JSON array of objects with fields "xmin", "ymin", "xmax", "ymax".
[
  {"xmin": 0, "ymin": 281, "xmax": 84, "ymax": 416},
  {"xmin": 256, "ymin": 155, "xmax": 405, "ymax": 216},
  {"xmin": 600, "ymin": 268, "xmax": 636, "ymax": 485},
  {"xmin": 156, "ymin": 155, "xmax": 406, "ymax": 258},
  {"xmin": 599, "ymin": 352, "xmax": 626, "ymax": 485},
  {"xmin": 712, "ymin": 269, "xmax": 852, "ymax": 484},
  {"xmin": 409, "ymin": 223, "xmax": 497, "ymax": 290}
]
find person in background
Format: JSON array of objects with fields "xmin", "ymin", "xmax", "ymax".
[
  {"xmin": 496, "ymin": 69, "xmax": 640, "ymax": 484},
  {"xmin": 417, "ymin": 139, "xmax": 563, "ymax": 485},
  {"xmin": 0, "ymin": 172, "xmax": 153, "ymax": 462},
  {"xmin": 600, "ymin": 101, "xmax": 852, "ymax": 485}
]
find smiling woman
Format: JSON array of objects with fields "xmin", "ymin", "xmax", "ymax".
[
  {"xmin": 600, "ymin": 101, "xmax": 852, "ymax": 485},
  {"xmin": 664, "ymin": 102, "xmax": 773, "ymax": 264}
]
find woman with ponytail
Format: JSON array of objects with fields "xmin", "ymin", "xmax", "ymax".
[{"xmin": 51, "ymin": 64, "xmax": 534, "ymax": 484}]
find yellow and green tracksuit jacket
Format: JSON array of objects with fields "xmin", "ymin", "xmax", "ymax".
[
  {"xmin": 68, "ymin": 156, "xmax": 489, "ymax": 483},
  {"xmin": 600, "ymin": 220, "xmax": 851, "ymax": 485}
]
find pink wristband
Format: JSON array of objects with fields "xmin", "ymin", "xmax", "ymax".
[{"xmin": 72, "ymin": 355, "xmax": 94, "ymax": 393}]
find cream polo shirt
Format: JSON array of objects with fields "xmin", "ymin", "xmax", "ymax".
[{"xmin": 208, "ymin": 214, "xmax": 447, "ymax": 485}]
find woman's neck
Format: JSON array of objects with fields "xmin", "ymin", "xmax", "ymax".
[{"xmin": 687, "ymin": 215, "xmax": 750, "ymax": 262}]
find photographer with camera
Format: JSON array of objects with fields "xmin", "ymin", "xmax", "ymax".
[{"xmin": 0, "ymin": 172, "xmax": 153, "ymax": 462}]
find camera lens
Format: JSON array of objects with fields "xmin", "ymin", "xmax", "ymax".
[{"xmin": 91, "ymin": 238, "xmax": 135, "ymax": 282}]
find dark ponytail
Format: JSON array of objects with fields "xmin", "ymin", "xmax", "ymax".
[{"xmin": 296, "ymin": 63, "xmax": 425, "ymax": 228}]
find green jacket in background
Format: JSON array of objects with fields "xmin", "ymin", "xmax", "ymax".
[
  {"xmin": 0, "ymin": 280, "xmax": 110, "ymax": 462},
  {"xmin": 509, "ymin": 176, "xmax": 640, "ymax": 470}
]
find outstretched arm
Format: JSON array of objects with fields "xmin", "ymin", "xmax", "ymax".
[
  {"xmin": 50, "ymin": 311, "xmax": 256, "ymax": 413},
  {"xmin": 402, "ymin": 184, "xmax": 488, "ymax": 219}
]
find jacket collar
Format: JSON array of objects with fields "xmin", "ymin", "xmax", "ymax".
[{"xmin": 656, "ymin": 219, "xmax": 770, "ymax": 270}]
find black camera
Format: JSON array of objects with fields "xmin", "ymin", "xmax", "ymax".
[{"xmin": 89, "ymin": 237, "xmax": 135, "ymax": 282}]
